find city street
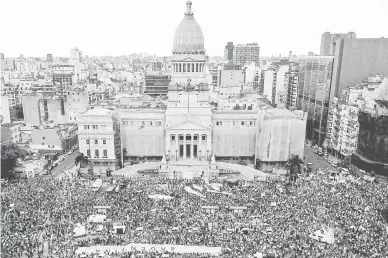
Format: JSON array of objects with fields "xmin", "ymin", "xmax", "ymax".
[
  {"xmin": 51, "ymin": 150, "xmax": 79, "ymax": 177},
  {"xmin": 304, "ymin": 145, "xmax": 335, "ymax": 173}
]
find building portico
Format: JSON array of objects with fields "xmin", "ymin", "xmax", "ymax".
[{"xmin": 166, "ymin": 130, "xmax": 211, "ymax": 160}]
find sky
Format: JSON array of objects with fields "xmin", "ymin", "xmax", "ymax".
[{"xmin": 1, "ymin": 0, "xmax": 387, "ymax": 58}]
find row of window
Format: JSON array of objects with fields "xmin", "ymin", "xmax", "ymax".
[
  {"xmin": 83, "ymin": 125, "xmax": 107, "ymax": 130},
  {"xmin": 122, "ymin": 121, "xmax": 162, "ymax": 127},
  {"xmin": 215, "ymin": 121, "xmax": 256, "ymax": 126},
  {"xmin": 86, "ymin": 139, "xmax": 107, "ymax": 145},
  {"xmin": 170, "ymin": 134, "xmax": 207, "ymax": 141},
  {"xmin": 86, "ymin": 149, "xmax": 108, "ymax": 158}
]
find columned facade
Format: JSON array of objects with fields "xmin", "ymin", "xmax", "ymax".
[
  {"xmin": 172, "ymin": 62, "xmax": 206, "ymax": 73},
  {"xmin": 165, "ymin": 130, "xmax": 211, "ymax": 160}
]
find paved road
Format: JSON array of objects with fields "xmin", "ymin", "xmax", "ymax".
[
  {"xmin": 51, "ymin": 150, "xmax": 79, "ymax": 177},
  {"xmin": 304, "ymin": 145, "xmax": 335, "ymax": 173}
]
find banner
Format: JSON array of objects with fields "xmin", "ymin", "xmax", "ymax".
[
  {"xmin": 75, "ymin": 244, "xmax": 222, "ymax": 255},
  {"xmin": 184, "ymin": 186, "xmax": 205, "ymax": 198}
]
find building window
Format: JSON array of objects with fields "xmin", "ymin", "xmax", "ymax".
[
  {"xmin": 216, "ymin": 121, "xmax": 222, "ymax": 126},
  {"xmin": 142, "ymin": 121, "xmax": 145, "ymax": 126},
  {"xmin": 150, "ymin": 121, "xmax": 153, "ymax": 126},
  {"xmin": 103, "ymin": 149, "xmax": 107, "ymax": 157},
  {"xmin": 158, "ymin": 121, "xmax": 161, "ymax": 126},
  {"xmin": 179, "ymin": 134, "xmax": 184, "ymax": 141},
  {"xmin": 95, "ymin": 139, "xmax": 98, "ymax": 144},
  {"xmin": 84, "ymin": 125, "xmax": 89, "ymax": 130},
  {"xmin": 194, "ymin": 135, "xmax": 198, "ymax": 141},
  {"xmin": 42, "ymin": 137, "xmax": 46, "ymax": 140},
  {"xmin": 92, "ymin": 125, "xmax": 98, "ymax": 130},
  {"xmin": 202, "ymin": 134, "xmax": 206, "ymax": 141},
  {"xmin": 86, "ymin": 139, "xmax": 90, "ymax": 144},
  {"xmin": 171, "ymin": 135, "xmax": 176, "ymax": 141},
  {"xmin": 250, "ymin": 121, "xmax": 253, "ymax": 126},
  {"xmin": 241, "ymin": 121, "xmax": 245, "ymax": 126},
  {"xmin": 186, "ymin": 135, "xmax": 191, "ymax": 141},
  {"xmin": 103, "ymin": 139, "xmax": 106, "ymax": 144},
  {"xmin": 95, "ymin": 150, "xmax": 99, "ymax": 157}
]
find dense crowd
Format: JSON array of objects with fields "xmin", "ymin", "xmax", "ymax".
[{"xmin": 1, "ymin": 168, "xmax": 388, "ymax": 258}]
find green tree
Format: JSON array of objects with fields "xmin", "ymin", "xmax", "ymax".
[
  {"xmin": 14, "ymin": 104, "xmax": 24, "ymax": 119},
  {"xmin": 287, "ymin": 154, "xmax": 304, "ymax": 175},
  {"xmin": 75, "ymin": 153, "xmax": 89, "ymax": 168},
  {"xmin": 1, "ymin": 143, "xmax": 27, "ymax": 179}
]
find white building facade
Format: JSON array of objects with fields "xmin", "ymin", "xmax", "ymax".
[{"xmin": 78, "ymin": 107, "xmax": 117, "ymax": 171}]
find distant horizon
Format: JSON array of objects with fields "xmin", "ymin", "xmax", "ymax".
[{"xmin": 1, "ymin": 0, "xmax": 387, "ymax": 59}]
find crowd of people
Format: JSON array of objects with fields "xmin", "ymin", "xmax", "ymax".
[{"xmin": 1, "ymin": 167, "xmax": 388, "ymax": 258}]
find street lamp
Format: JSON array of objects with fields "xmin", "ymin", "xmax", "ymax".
[{"xmin": 175, "ymin": 150, "xmax": 178, "ymax": 161}]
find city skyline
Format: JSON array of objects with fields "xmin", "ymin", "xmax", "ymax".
[{"xmin": 1, "ymin": 0, "xmax": 388, "ymax": 58}]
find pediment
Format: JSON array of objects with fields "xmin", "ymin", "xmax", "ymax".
[{"xmin": 167, "ymin": 118, "xmax": 210, "ymax": 130}]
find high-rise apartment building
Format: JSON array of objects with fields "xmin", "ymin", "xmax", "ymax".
[
  {"xmin": 46, "ymin": 54, "xmax": 53, "ymax": 62},
  {"xmin": 286, "ymin": 62, "xmax": 299, "ymax": 109},
  {"xmin": 326, "ymin": 97, "xmax": 360, "ymax": 158},
  {"xmin": 144, "ymin": 72, "xmax": 171, "ymax": 97},
  {"xmin": 331, "ymin": 38, "xmax": 388, "ymax": 98},
  {"xmin": 224, "ymin": 42, "xmax": 234, "ymax": 62},
  {"xmin": 70, "ymin": 47, "xmax": 83, "ymax": 62},
  {"xmin": 233, "ymin": 43, "xmax": 260, "ymax": 67},
  {"xmin": 320, "ymin": 32, "xmax": 356, "ymax": 56},
  {"xmin": 296, "ymin": 56, "xmax": 334, "ymax": 146}
]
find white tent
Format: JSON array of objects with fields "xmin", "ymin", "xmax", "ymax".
[
  {"xmin": 88, "ymin": 214, "xmax": 106, "ymax": 224},
  {"xmin": 73, "ymin": 224, "xmax": 86, "ymax": 237},
  {"xmin": 309, "ymin": 227, "xmax": 335, "ymax": 244},
  {"xmin": 113, "ymin": 225, "xmax": 126, "ymax": 234}
]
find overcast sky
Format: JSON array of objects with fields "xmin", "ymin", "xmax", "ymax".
[{"xmin": 1, "ymin": 0, "xmax": 387, "ymax": 58}]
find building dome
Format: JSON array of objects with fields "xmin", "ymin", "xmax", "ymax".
[{"xmin": 173, "ymin": 1, "xmax": 205, "ymax": 54}]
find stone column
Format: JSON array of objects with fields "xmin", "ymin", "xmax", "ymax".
[
  {"xmin": 175, "ymin": 133, "xmax": 179, "ymax": 159},
  {"xmin": 198, "ymin": 133, "xmax": 202, "ymax": 158},
  {"xmin": 183, "ymin": 134, "xmax": 186, "ymax": 158},
  {"xmin": 190, "ymin": 133, "xmax": 194, "ymax": 159},
  {"xmin": 207, "ymin": 133, "xmax": 211, "ymax": 156}
]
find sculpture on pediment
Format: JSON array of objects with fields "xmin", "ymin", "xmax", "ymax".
[
  {"xmin": 161, "ymin": 154, "xmax": 167, "ymax": 164},
  {"xmin": 211, "ymin": 154, "xmax": 216, "ymax": 164}
]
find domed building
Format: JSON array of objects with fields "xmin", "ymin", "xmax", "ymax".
[
  {"xmin": 114, "ymin": 1, "xmax": 307, "ymax": 178},
  {"xmin": 170, "ymin": 1, "xmax": 208, "ymax": 87}
]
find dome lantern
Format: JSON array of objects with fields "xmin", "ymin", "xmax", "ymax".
[{"xmin": 172, "ymin": 1, "xmax": 205, "ymax": 54}]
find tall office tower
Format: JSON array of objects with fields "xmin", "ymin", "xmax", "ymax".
[
  {"xmin": 285, "ymin": 62, "xmax": 299, "ymax": 109},
  {"xmin": 297, "ymin": 56, "xmax": 334, "ymax": 146},
  {"xmin": 320, "ymin": 31, "xmax": 356, "ymax": 55},
  {"xmin": 224, "ymin": 42, "xmax": 234, "ymax": 62},
  {"xmin": 46, "ymin": 54, "xmax": 53, "ymax": 62},
  {"xmin": 233, "ymin": 43, "xmax": 260, "ymax": 67},
  {"xmin": 70, "ymin": 47, "xmax": 83, "ymax": 62},
  {"xmin": 331, "ymin": 38, "xmax": 388, "ymax": 98}
]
